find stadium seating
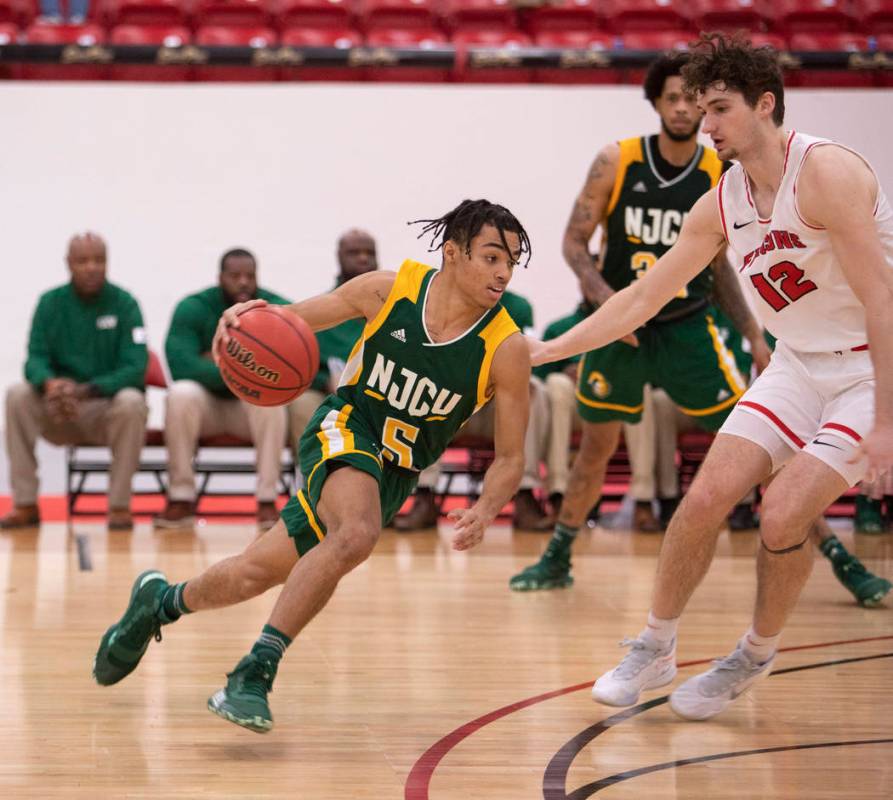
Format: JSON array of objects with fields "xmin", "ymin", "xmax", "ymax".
[
  {"xmin": 441, "ymin": 0, "xmax": 517, "ymax": 33},
  {"xmin": 276, "ymin": 0, "xmax": 355, "ymax": 31},
  {"xmin": 365, "ymin": 25, "xmax": 450, "ymax": 81},
  {"xmin": 775, "ymin": 0, "xmax": 856, "ymax": 33},
  {"xmin": 453, "ymin": 27, "xmax": 531, "ymax": 82},
  {"xmin": 279, "ymin": 23, "xmax": 362, "ymax": 81},
  {"xmin": 854, "ymin": 0, "xmax": 893, "ymax": 32},
  {"xmin": 194, "ymin": 0, "xmax": 272, "ymax": 28},
  {"xmin": 692, "ymin": 0, "xmax": 772, "ymax": 32},
  {"xmin": 20, "ymin": 22, "xmax": 108, "ymax": 79},
  {"xmin": 102, "ymin": 0, "xmax": 188, "ymax": 27},
  {"xmin": 109, "ymin": 23, "xmax": 191, "ymax": 80},
  {"xmin": 787, "ymin": 31, "xmax": 874, "ymax": 87},
  {"xmin": 523, "ymin": 0, "xmax": 602, "ymax": 37},
  {"xmin": 362, "ymin": 0, "xmax": 439, "ymax": 32},
  {"xmin": 603, "ymin": 0, "xmax": 690, "ymax": 32},
  {"xmin": 532, "ymin": 29, "xmax": 618, "ymax": 85},
  {"xmin": 194, "ymin": 23, "xmax": 278, "ymax": 80},
  {"xmin": 0, "ymin": 0, "xmax": 31, "ymax": 26}
]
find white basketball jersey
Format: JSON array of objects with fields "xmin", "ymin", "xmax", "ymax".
[{"xmin": 717, "ymin": 131, "xmax": 893, "ymax": 352}]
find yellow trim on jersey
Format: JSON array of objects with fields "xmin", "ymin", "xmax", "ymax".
[
  {"xmin": 705, "ymin": 315, "xmax": 748, "ymax": 395},
  {"xmin": 365, "ymin": 259, "xmax": 432, "ymax": 339},
  {"xmin": 575, "ymin": 390, "xmax": 644, "ymax": 414},
  {"xmin": 306, "ymin": 449, "xmax": 384, "ymax": 497},
  {"xmin": 425, "ymin": 415, "xmax": 448, "ymax": 422},
  {"xmin": 364, "ymin": 388, "xmax": 385, "ymax": 401},
  {"xmin": 341, "ymin": 336, "xmax": 365, "ymax": 387},
  {"xmin": 606, "ymin": 137, "xmax": 644, "ymax": 218},
  {"xmin": 296, "ymin": 489, "xmax": 325, "ymax": 543},
  {"xmin": 475, "ymin": 308, "xmax": 520, "ymax": 409},
  {"xmin": 698, "ymin": 146, "xmax": 724, "ymax": 188},
  {"xmin": 316, "ymin": 404, "xmax": 356, "ymax": 459},
  {"xmin": 677, "ymin": 393, "xmax": 741, "ymax": 417}
]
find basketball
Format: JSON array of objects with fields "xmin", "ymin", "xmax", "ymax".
[{"xmin": 218, "ymin": 305, "xmax": 319, "ymax": 407}]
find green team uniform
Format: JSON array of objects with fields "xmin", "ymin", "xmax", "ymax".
[
  {"xmin": 281, "ymin": 259, "xmax": 519, "ymax": 554},
  {"xmin": 577, "ymin": 135, "xmax": 750, "ymax": 431}
]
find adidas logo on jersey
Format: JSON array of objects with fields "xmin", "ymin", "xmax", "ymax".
[
  {"xmin": 632, "ymin": 181, "xmax": 648, "ymax": 193},
  {"xmin": 716, "ymin": 388, "xmax": 731, "ymax": 401},
  {"xmin": 390, "ymin": 328, "xmax": 407, "ymax": 343}
]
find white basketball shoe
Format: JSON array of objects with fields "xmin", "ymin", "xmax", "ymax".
[
  {"xmin": 669, "ymin": 642, "xmax": 774, "ymax": 721},
  {"xmin": 592, "ymin": 636, "xmax": 677, "ymax": 707}
]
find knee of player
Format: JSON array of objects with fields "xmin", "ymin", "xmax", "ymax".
[
  {"xmin": 238, "ymin": 557, "xmax": 283, "ymax": 597},
  {"xmin": 328, "ymin": 522, "xmax": 379, "ymax": 570},
  {"xmin": 759, "ymin": 504, "xmax": 807, "ymax": 552},
  {"xmin": 166, "ymin": 380, "xmax": 205, "ymax": 409}
]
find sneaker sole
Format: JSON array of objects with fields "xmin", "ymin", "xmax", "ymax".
[
  {"xmin": 858, "ymin": 579, "xmax": 892, "ymax": 608},
  {"xmin": 509, "ymin": 574, "xmax": 574, "ymax": 592},
  {"xmin": 93, "ymin": 570, "xmax": 167, "ymax": 686},
  {"xmin": 207, "ymin": 697, "xmax": 273, "ymax": 733},
  {"xmin": 592, "ymin": 663, "xmax": 677, "ymax": 707}
]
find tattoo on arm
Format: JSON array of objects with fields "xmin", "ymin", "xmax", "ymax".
[
  {"xmin": 587, "ymin": 152, "xmax": 611, "ymax": 183},
  {"xmin": 374, "ymin": 289, "xmax": 387, "ymax": 303}
]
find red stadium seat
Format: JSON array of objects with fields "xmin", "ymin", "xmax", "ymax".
[
  {"xmin": 747, "ymin": 32, "xmax": 787, "ymax": 49},
  {"xmin": 0, "ymin": 0, "xmax": 31, "ymax": 25},
  {"xmin": 603, "ymin": 0, "xmax": 689, "ymax": 32},
  {"xmin": 775, "ymin": 0, "xmax": 855, "ymax": 33},
  {"xmin": 693, "ymin": 0, "xmax": 773, "ymax": 32},
  {"xmin": 452, "ymin": 27, "xmax": 531, "ymax": 82},
  {"xmin": 441, "ymin": 0, "xmax": 516, "ymax": 32},
  {"xmin": 102, "ymin": 0, "xmax": 188, "ymax": 27},
  {"xmin": 0, "ymin": 20, "xmax": 16, "ymax": 41},
  {"xmin": 361, "ymin": 0, "xmax": 438, "ymax": 32},
  {"xmin": 194, "ymin": 24, "xmax": 278, "ymax": 80},
  {"xmin": 275, "ymin": 0, "xmax": 353, "ymax": 30},
  {"xmin": 854, "ymin": 0, "xmax": 893, "ymax": 33},
  {"xmin": 194, "ymin": 0, "xmax": 271, "ymax": 28},
  {"xmin": 109, "ymin": 23, "xmax": 191, "ymax": 80},
  {"xmin": 280, "ymin": 24, "xmax": 362, "ymax": 80},
  {"xmin": 20, "ymin": 22, "xmax": 108, "ymax": 79},
  {"xmin": 788, "ymin": 32, "xmax": 874, "ymax": 87},
  {"xmin": 620, "ymin": 29, "xmax": 692, "ymax": 50},
  {"xmin": 523, "ymin": 0, "xmax": 602, "ymax": 36},
  {"xmin": 364, "ymin": 25, "xmax": 450, "ymax": 81},
  {"xmin": 533, "ymin": 29, "xmax": 618, "ymax": 84}
]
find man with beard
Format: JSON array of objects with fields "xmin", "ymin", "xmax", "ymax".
[
  {"xmin": 511, "ymin": 53, "xmax": 771, "ymax": 591},
  {"xmin": 154, "ymin": 248, "xmax": 291, "ymax": 531}
]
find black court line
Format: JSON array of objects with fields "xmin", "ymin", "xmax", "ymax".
[
  {"xmin": 75, "ymin": 533, "xmax": 93, "ymax": 571},
  {"xmin": 545, "ymin": 652, "xmax": 893, "ymax": 800}
]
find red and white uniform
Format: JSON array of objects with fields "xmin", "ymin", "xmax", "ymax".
[{"xmin": 716, "ymin": 131, "xmax": 893, "ymax": 484}]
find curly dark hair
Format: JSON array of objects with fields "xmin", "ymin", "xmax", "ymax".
[
  {"xmin": 643, "ymin": 52, "xmax": 691, "ymax": 106},
  {"xmin": 681, "ymin": 32, "xmax": 785, "ymax": 126},
  {"xmin": 410, "ymin": 199, "xmax": 532, "ymax": 268}
]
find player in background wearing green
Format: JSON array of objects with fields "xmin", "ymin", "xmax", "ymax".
[
  {"xmin": 511, "ymin": 53, "xmax": 771, "ymax": 592},
  {"xmin": 93, "ymin": 200, "xmax": 534, "ymax": 733}
]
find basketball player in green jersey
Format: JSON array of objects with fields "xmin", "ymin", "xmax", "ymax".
[
  {"xmin": 93, "ymin": 200, "xmax": 534, "ymax": 732},
  {"xmin": 511, "ymin": 53, "xmax": 772, "ymax": 592}
]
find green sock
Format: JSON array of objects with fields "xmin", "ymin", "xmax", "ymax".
[
  {"xmin": 545, "ymin": 523, "xmax": 579, "ymax": 559},
  {"xmin": 251, "ymin": 624, "xmax": 292, "ymax": 666},
  {"xmin": 820, "ymin": 535, "xmax": 849, "ymax": 564},
  {"xmin": 159, "ymin": 581, "xmax": 192, "ymax": 623}
]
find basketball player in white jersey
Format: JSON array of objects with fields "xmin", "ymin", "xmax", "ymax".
[{"xmin": 529, "ymin": 33, "xmax": 893, "ymax": 721}]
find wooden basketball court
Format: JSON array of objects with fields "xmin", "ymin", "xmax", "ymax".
[{"xmin": 1, "ymin": 520, "xmax": 891, "ymax": 798}]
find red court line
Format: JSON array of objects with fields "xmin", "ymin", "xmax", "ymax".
[{"xmin": 404, "ymin": 634, "xmax": 893, "ymax": 800}]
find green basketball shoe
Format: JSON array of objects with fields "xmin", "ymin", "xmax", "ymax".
[
  {"xmin": 854, "ymin": 495, "xmax": 886, "ymax": 534},
  {"xmin": 509, "ymin": 547, "xmax": 573, "ymax": 591},
  {"xmin": 93, "ymin": 570, "xmax": 169, "ymax": 685},
  {"xmin": 207, "ymin": 654, "xmax": 277, "ymax": 733},
  {"xmin": 832, "ymin": 555, "xmax": 892, "ymax": 608}
]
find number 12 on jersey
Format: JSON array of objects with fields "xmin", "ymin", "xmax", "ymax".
[{"xmin": 750, "ymin": 260, "xmax": 818, "ymax": 311}]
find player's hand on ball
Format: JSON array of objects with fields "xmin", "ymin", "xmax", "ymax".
[
  {"xmin": 448, "ymin": 508, "xmax": 488, "ymax": 551},
  {"xmin": 851, "ymin": 424, "xmax": 893, "ymax": 484},
  {"xmin": 213, "ymin": 299, "xmax": 268, "ymax": 364}
]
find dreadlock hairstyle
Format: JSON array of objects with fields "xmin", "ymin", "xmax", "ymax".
[
  {"xmin": 409, "ymin": 199, "xmax": 532, "ymax": 268},
  {"xmin": 682, "ymin": 32, "xmax": 785, "ymax": 126}
]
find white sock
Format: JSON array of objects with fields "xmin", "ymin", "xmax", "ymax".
[
  {"xmin": 741, "ymin": 627, "xmax": 780, "ymax": 664},
  {"xmin": 640, "ymin": 610, "xmax": 679, "ymax": 648}
]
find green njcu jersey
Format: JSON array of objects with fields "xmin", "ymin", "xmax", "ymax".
[
  {"xmin": 331, "ymin": 259, "xmax": 519, "ymax": 472},
  {"xmin": 601, "ymin": 136, "xmax": 723, "ymax": 318}
]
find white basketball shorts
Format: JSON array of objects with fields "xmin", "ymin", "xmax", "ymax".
[{"xmin": 719, "ymin": 341, "xmax": 874, "ymax": 487}]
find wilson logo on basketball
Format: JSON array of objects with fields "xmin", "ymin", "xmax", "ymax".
[{"xmin": 225, "ymin": 339, "xmax": 282, "ymax": 384}]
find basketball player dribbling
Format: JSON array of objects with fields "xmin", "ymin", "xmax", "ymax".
[
  {"xmin": 93, "ymin": 200, "xmax": 534, "ymax": 732},
  {"xmin": 529, "ymin": 33, "xmax": 893, "ymax": 720}
]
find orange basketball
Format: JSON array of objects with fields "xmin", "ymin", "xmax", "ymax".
[{"xmin": 218, "ymin": 305, "xmax": 319, "ymax": 407}]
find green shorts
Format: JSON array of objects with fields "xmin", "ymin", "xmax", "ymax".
[
  {"xmin": 280, "ymin": 398, "xmax": 419, "ymax": 555},
  {"xmin": 576, "ymin": 306, "xmax": 751, "ymax": 432}
]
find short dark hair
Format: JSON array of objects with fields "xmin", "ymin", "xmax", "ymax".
[
  {"xmin": 410, "ymin": 199, "xmax": 532, "ymax": 267},
  {"xmin": 219, "ymin": 247, "xmax": 256, "ymax": 272},
  {"xmin": 643, "ymin": 52, "xmax": 691, "ymax": 106},
  {"xmin": 682, "ymin": 32, "xmax": 785, "ymax": 126}
]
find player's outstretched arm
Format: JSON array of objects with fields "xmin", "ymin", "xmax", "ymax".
[
  {"xmin": 450, "ymin": 333, "xmax": 530, "ymax": 551},
  {"xmin": 530, "ymin": 190, "xmax": 726, "ymax": 367},
  {"xmin": 799, "ymin": 146, "xmax": 893, "ymax": 480},
  {"xmin": 213, "ymin": 271, "xmax": 397, "ymax": 357}
]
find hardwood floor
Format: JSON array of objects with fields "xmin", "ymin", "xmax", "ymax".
[{"xmin": 1, "ymin": 520, "xmax": 890, "ymax": 799}]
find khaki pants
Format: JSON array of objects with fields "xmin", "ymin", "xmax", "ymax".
[
  {"xmin": 286, "ymin": 388, "xmax": 327, "ymax": 451},
  {"xmin": 165, "ymin": 380, "xmax": 287, "ymax": 503},
  {"xmin": 544, "ymin": 371, "xmax": 581, "ymax": 496},
  {"xmin": 5, "ymin": 381, "xmax": 148, "ymax": 509},
  {"xmin": 417, "ymin": 376, "xmax": 550, "ymax": 492}
]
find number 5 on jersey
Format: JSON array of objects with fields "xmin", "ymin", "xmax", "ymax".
[{"xmin": 383, "ymin": 417, "xmax": 419, "ymax": 469}]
